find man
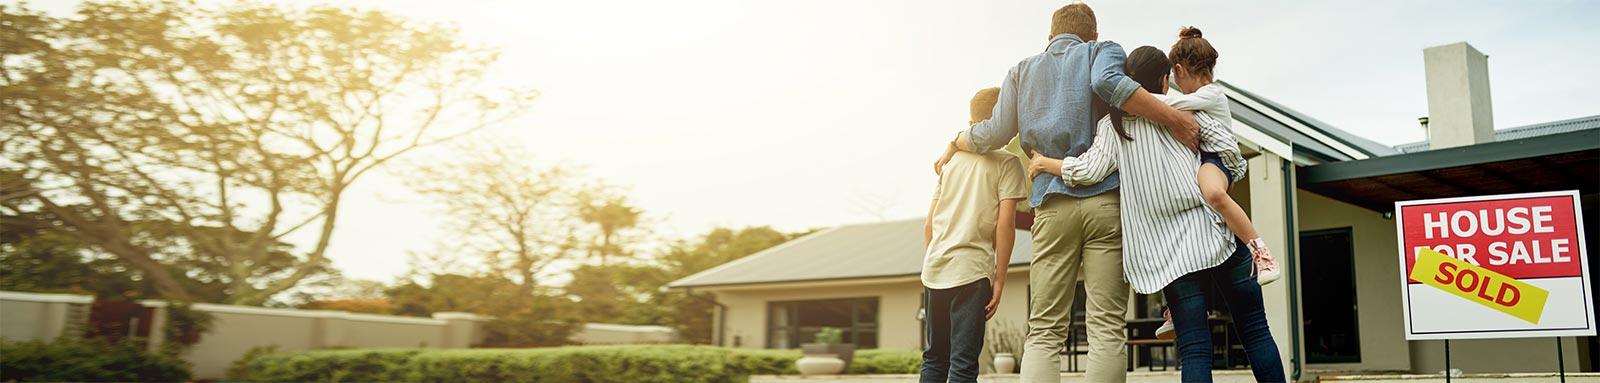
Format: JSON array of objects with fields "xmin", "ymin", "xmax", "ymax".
[{"xmin": 935, "ymin": 4, "xmax": 1200, "ymax": 383}]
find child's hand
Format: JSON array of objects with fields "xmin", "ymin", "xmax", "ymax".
[
  {"xmin": 985, "ymin": 281, "xmax": 1003, "ymax": 320},
  {"xmin": 933, "ymin": 144, "xmax": 957, "ymax": 176},
  {"xmin": 1026, "ymin": 152, "xmax": 1060, "ymax": 179}
]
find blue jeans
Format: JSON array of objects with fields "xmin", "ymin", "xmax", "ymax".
[
  {"xmin": 1164, "ymin": 239, "xmax": 1286, "ymax": 382},
  {"xmin": 920, "ymin": 278, "xmax": 990, "ymax": 383}
]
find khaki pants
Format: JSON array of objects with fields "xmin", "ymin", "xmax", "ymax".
[{"xmin": 1020, "ymin": 192, "xmax": 1129, "ymax": 383}]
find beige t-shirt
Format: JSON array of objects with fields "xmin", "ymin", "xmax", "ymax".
[{"xmin": 923, "ymin": 151, "xmax": 1030, "ymax": 289}]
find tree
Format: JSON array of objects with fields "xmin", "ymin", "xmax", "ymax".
[
  {"xmin": 1, "ymin": 2, "xmax": 533, "ymax": 304},
  {"xmin": 403, "ymin": 140, "xmax": 580, "ymax": 296},
  {"xmin": 575, "ymin": 192, "xmax": 643, "ymax": 266},
  {"xmin": 652, "ymin": 227, "xmax": 798, "ymax": 343}
]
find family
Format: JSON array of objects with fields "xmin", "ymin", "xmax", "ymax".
[{"xmin": 920, "ymin": 3, "xmax": 1286, "ymax": 383}]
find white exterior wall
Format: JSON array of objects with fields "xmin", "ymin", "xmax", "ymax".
[
  {"xmin": 711, "ymin": 269, "xmax": 1032, "ymax": 369},
  {"xmin": 0, "ymin": 292, "xmax": 92, "ymax": 342},
  {"xmin": 1296, "ymin": 191, "xmax": 1412, "ymax": 372},
  {"xmin": 1246, "ymin": 152, "xmax": 1305, "ymax": 380}
]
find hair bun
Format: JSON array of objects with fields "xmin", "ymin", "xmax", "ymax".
[{"xmin": 1179, "ymin": 26, "xmax": 1203, "ymax": 39}]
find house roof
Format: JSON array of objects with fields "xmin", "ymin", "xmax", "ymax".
[
  {"xmin": 667, "ymin": 219, "xmax": 1032, "ymax": 289},
  {"xmin": 1299, "ymin": 128, "xmax": 1600, "ymax": 212},
  {"xmin": 1393, "ymin": 115, "xmax": 1600, "ymax": 153},
  {"xmin": 1218, "ymin": 80, "xmax": 1400, "ymax": 163}
]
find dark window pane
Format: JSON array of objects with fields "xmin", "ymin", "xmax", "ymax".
[
  {"xmin": 855, "ymin": 301, "xmax": 878, "ymax": 324},
  {"xmin": 856, "ymin": 330, "xmax": 878, "ymax": 348},
  {"xmin": 797, "ymin": 300, "xmax": 854, "ymax": 327}
]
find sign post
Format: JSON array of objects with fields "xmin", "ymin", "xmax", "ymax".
[{"xmin": 1395, "ymin": 190, "xmax": 1592, "ymax": 378}]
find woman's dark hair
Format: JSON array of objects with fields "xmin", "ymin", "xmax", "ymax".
[
  {"xmin": 1169, "ymin": 26, "xmax": 1218, "ymax": 79},
  {"xmin": 1110, "ymin": 46, "xmax": 1171, "ymax": 141}
]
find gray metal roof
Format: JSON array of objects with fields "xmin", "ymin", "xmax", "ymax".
[
  {"xmin": 1393, "ymin": 115, "xmax": 1600, "ymax": 153},
  {"xmin": 1217, "ymin": 81, "xmax": 1401, "ymax": 162},
  {"xmin": 667, "ymin": 218, "xmax": 1033, "ymax": 289}
]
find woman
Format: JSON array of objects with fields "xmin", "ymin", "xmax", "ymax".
[{"xmin": 1028, "ymin": 45, "xmax": 1286, "ymax": 382}]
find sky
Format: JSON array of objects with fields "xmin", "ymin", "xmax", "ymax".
[{"xmin": 25, "ymin": 0, "xmax": 1600, "ymax": 282}]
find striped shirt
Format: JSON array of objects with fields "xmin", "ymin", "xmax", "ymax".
[{"xmin": 1059, "ymin": 112, "xmax": 1240, "ymax": 294}]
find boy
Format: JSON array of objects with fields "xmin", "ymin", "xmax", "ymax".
[{"xmin": 921, "ymin": 87, "xmax": 1030, "ymax": 383}]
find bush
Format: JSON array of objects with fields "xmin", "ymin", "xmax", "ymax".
[
  {"xmin": 232, "ymin": 348, "xmax": 420, "ymax": 383},
  {"xmin": 846, "ymin": 349, "xmax": 921, "ymax": 374},
  {"xmin": 232, "ymin": 345, "xmax": 921, "ymax": 383},
  {"xmin": 0, "ymin": 338, "xmax": 191, "ymax": 382}
]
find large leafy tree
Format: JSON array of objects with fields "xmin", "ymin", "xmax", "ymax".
[{"xmin": 0, "ymin": 2, "xmax": 533, "ymax": 304}]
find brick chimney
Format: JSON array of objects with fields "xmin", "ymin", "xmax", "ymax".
[{"xmin": 1422, "ymin": 42, "xmax": 1494, "ymax": 149}]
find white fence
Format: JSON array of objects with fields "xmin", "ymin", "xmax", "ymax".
[
  {"xmin": 0, "ymin": 291, "xmax": 488, "ymax": 379},
  {"xmin": 0, "ymin": 291, "xmax": 678, "ymax": 380}
]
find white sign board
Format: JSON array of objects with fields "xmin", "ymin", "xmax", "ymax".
[{"xmin": 1396, "ymin": 190, "xmax": 1594, "ymax": 340}]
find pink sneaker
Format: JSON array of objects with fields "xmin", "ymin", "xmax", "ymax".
[
  {"xmin": 1249, "ymin": 238, "xmax": 1281, "ymax": 286},
  {"xmin": 1155, "ymin": 309, "xmax": 1176, "ymax": 340}
]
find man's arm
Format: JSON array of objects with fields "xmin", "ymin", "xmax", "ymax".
[
  {"xmin": 938, "ymin": 68, "xmax": 1020, "ymax": 174},
  {"xmin": 1089, "ymin": 41, "xmax": 1200, "ymax": 152},
  {"xmin": 986, "ymin": 198, "xmax": 1019, "ymax": 320},
  {"xmin": 961, "ymin": 67, "xmax": 1023, "ymax": 153},
  {"xmin": 1119, "ymin": 89, "xmax": 1199, "ymax": 152}
]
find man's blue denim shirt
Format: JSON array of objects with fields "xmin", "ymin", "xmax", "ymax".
[{"xmin": 966, "ymin": 34, "xmax": 1141, "ymax": 208}]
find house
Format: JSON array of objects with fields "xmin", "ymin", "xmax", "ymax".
[{"xmin": 668, "ymin": 42, "xmax": 1599, "ymax": 379}]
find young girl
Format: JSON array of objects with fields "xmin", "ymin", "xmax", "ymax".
[
  {"xmin": 1164, "ymin": 26, "xmax": 1280, "ymax": 287},
  {"xmin": 1030, "ymin": 27, "xmax": 1279, "ymax": 340}
]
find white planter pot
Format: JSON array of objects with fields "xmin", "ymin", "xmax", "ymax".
[
  {"xmin": 993, "ymin": 353, "xmax": 1016, "ymax": 373},
  {"xmin": 796, "ymin": 354, "xmax": 846, "ymax": 375}
]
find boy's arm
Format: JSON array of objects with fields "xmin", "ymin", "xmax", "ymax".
[
  {"xmin": 1196, "ymin": 113, "xmax": 1248, "ymax": 183},
  {"xmin": 1090, "ymin": 41, "xmax": 1199, "ymax": 152},
  {"xmin": 987, "ymin": 198, "xmax": 1019, "ymax": 320}
]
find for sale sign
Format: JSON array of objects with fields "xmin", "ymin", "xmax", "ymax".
[{"xmin": 1396, "ymin": 190, "xmax": 1593, "ymax": 340}]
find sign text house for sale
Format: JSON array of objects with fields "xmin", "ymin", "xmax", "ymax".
[{"xmin": 1396, "ymin": 190, "xmax": 1594, "ymax": 340}]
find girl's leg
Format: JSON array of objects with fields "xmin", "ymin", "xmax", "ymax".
[
  {"xmin": 1212, "ymin": 239, "xmax": 1287, "ymax": 382},
  {"xmin": 1164, "ymin": 271, "xmax": 1215, "ymax": 382},
  {"xmin": 1201, "ymin": 163, "xmax": 1280, "ymax": 284},
  {"xmin": 1198, "ymin": 163, "xmax": 1258, "ymax": 241}
]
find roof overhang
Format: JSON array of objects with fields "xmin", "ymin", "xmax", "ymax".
[{"xmin": 1298, "ymin": 129, "xmax": 1600, "ymax": 212}]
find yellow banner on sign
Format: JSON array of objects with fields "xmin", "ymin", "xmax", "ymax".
[{"xmin": 1409, "ymin": 248, "xmax": 1550, "ymax": 324}]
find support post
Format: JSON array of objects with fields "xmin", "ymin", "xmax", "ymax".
[
  {"xmin": 1444, "ymin": 339, "xmax": 1452, "ymax": 383},
  {"xmin": 1557, "ymin": 337, "xmax": 1566, "ymax": 383}
]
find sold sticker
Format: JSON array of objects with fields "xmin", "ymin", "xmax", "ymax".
[{"xmin": 1409, "ymin": 247, "xmax": 1550, "ymax": 324}]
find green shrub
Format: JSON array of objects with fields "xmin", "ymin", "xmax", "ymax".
[
  {"xmin": 0, "ymin": 338, "xmax": 190, "ymax": 382},
  {"xmin": 233, "ymin": 348, "xmax": 420, "ymax": 383},
  {"xmin": 846, "ymin": 349, "xmax": 921, "ymax": 374},
  {"xmin": 232, "ymin": 345, "xmax": 917, "ymax": 383}
]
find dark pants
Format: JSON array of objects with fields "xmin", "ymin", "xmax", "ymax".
[
  {"xmin": 920, "ymin": 278, "xmax": 990, "ymax": 383},
  {"xmin": 1164, "ymin": 239, "xmax": 1286, "ymax": 383}
]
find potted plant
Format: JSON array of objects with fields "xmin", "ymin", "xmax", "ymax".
[
  {"xmin": 796, "ymin": 327, "xmax": 855, "ymax": 375},
  {"xmin": 986, "ymin": 321, "xmax": 1025, "ymax": 373}
]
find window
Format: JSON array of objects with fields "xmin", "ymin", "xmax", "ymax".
[
  {"xmin": 768, "ymin": 298, "xmax": 878, "ymax": 349},
  {"xmin": 1301, "ymin": 228, "xmax": 1361, "ymax": 363}
]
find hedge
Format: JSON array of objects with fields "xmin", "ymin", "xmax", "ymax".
[
  {"xmin": 231, "ymin": 345, "xmax": 921, "ymax": 383},
  {"xmin": 0, "ymin": 338, "xmax": 191, "ymax": 382}
]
